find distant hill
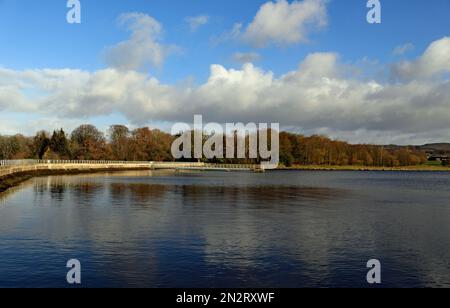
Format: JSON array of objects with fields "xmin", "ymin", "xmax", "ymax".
[
  {"xmin": 419, "ymin": 143, "xmax": 450, "ymax": 153},
  {"xmin": 383, "ymin": 143, "xmax": 450, "ymax": 154}
]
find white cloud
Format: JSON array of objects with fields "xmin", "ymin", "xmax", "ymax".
[
  {"xmin": 392, "ymin": 43, "xmax": 414, "ymax": 56},
  {"xmin": 0, "ymin": 114, "xmax": 90, "ymax": 137},
  {"xmin": 185, "ymin": 15, "xmax": 210, "ymax": 32},
  {"xmin": 232, "ymin": 52, "xmax": 261, "ymax": 63},
  {"xmin": 1, "ymin": 38, "xmax": 450, "ymax": 144},
  {"xmin": 103, "ymin": 13, "xmax": 179, "ymax": 71},
  {"xmin": 392, "ymin": 37, "xmax": 450, "ymax": 80},
  {"xmin": 242, "ymin": 0, "xmax": 328, "ymax": 47}
]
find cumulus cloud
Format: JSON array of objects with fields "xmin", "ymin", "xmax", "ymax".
[
  {"xmin": 242, "ymin": 0, "xmax": 328, "ymax": 47},
  {"xmin": 392, "ymin": 37, "xmax": 450, "ymax": 81},
  {"xmin": 0, "ymin": 114, "xmax": 91, "ymax": 137},
  {"xmin": 232, "ymin": 52, "xmax": 261, "ymax": 63},
  {"xmin": 103, "ymin": 13, "xmax": 179, "ymax": 71},
  {"xmin": 1, "ymin": 38, "xmax": 450, "ymax": 144},
  {"xmin": 185, "ymin": 15, "xmax": 210, "ymax": 32}
]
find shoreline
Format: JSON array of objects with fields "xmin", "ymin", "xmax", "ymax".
[
  {"xmin": 276, "ymin": 165, "xmax": 450, "ymax": 172},
  {"xmin": 2, "ymin": 164, "xmax": 449, "ymax": 194}
]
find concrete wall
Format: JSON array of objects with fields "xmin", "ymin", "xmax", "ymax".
[
  {"xmin": 0, "ymin": 161, "xmax": 209, "ymax": 178},
  {"xmin": 0, "ymin": 161, "xmax": 264, "ymax": 180},
  {"xmin": 0, "ymin": 163, "xmax": 150, "ymax": 178}
]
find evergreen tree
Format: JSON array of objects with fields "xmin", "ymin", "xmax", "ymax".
[
  {"xmin": 33, "ymin": 131, "xmax": 50, "ymax": 159},
  {"xmin": 50, "ymin": 129, "xmax": 71, "ymax": 158}
]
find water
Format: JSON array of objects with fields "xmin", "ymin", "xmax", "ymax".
[{"xmin": 0, "ymin": 170, "xmax": 449, "ymax": 288}]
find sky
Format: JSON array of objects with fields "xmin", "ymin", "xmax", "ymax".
[{"xmin": 0, "ymin": 0, "xmax": 449, "ymax": 145}]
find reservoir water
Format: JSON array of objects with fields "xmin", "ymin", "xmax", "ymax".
[{"xmin": 0, "ymin": 170, "xmax": 449, "ymax": 287}]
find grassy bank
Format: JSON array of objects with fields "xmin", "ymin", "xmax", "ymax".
[
  {"xmin": 278, "ymin": 164, "xmax": 450, "ymax": 171},
  {"xmin": 0, "ymin": 167, "xmax": 152, "ymax": 194}
]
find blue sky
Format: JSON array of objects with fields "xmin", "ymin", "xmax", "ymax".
[
  {"xmin": 1, "ymin": 0, "xmax": 448, "ymax": 80},
  {"xmin": 0, "ymin": 0, "xmax": 450, "ymax": 144}
]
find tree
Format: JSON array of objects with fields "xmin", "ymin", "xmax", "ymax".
[
  {"xmin": 50, "ymin": 129, "xmax": 71, "ymax": 159},
  {"xmin": 129, "ymin": 127, "xmax": 153, "ymax": 161},
  {"xmin": 70, "ymin": 125, "xmax": 106, "ymax": 160},
  {"xmin": 0, "ymin": 125, "xmax": 434, "ymax": 166},
  {"xmin": 33, "ymin": 131, "xmax": 50, "ymax": 159},
  {"xmin": 0, "ymin": 134, "xmax": 33, "ymax": 159},
  {"xmin": 149, "ymin": 129, "xmax": 174, "ymax": 161},
  {"xmin": 129, "ymin": 128, "xmax": 174, "ymax": 161},
  {"xmin": 108, "ymin": 125, "xmax": 130, "ymax": 160},
  {"xmin": 279, "ymin": 132, "xmax": 295, "ymax": 167}
]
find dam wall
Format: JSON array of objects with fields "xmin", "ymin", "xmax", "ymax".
[{"xmin": 0, "ymin": 160, "xmax": 208, "ymax": 178}]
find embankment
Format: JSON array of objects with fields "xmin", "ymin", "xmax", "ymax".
[
  {"xmin": 278, "ymin": 164, "xmax": 450, "ymax": 171},
  {"xmin": 0, "ymin": 163, "xmax": 153, "ymax": 193}
]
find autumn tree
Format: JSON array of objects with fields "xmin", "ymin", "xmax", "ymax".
[
  {"xmin": 129, "ymin": 128, "xmax": 174, "ymax": 161},
  {"xmin": 108, "ymin": 125, "xmax": 130, "ymax": 161},
  {"xmin": 0, "ymin": 135, "xmax": 32, "ymax": 159},
  {"xmin": 0, "ymin": 125, "xmax": 434, "ymax": 167},
  {"xmin": 70, "ymin": 125, "xmax": 106, "ymax": 160}
]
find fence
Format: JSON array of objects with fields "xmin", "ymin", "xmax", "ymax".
[
  {"xmin": 0, "ymin": 160, "xmax": 260, "ymax": 179},
  {"xmin": 0, "ymin": 160, "xmax": 155, "ymax": 178},
  {"xmin": 0, "ymin": 160, "xmax": 152, "ymax": 168},
  {"xmin": 207, "ymin": 163, "xmax": 260, "ymax": 169}
]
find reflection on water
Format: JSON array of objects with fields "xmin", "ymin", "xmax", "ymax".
[
  {"xmin": 107, "ymin": 183, "xmax": 344, "ymax": 208},
  {"xmin": 0, "ymin": 170, "xmax": 450, "ymax": 287}
]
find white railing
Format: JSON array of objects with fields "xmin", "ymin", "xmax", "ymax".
[
  {"xmin": 0, "ymin": 159, "xmax": 152, "ymax": 167},
  {"xmin": 0, "ymin": 160, "xmax": 260, "ymax": 170},
  {"xmin": 207, "ymin": 163, "xmax": 258, "ymax": 169}
]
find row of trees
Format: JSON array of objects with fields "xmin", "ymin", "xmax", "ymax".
[
  {"xmin": 0, "ymin": 125, "xmax": 428, "ymax": 167},
  {"xmin": 0, "ymin": 125, "xmax": 174, "ymax": 162},
  {"xmin": 278, "ymin": 132, "xmax": 427, "ymax": 167}
]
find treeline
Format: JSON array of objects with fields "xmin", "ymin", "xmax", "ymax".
[
  {"xmin": 0, "ymin": 125, "xmax": 428, "ymax": 167},
  {"xmin": 278, "ymin": 132, "xmax": 427, "ymax": 167},
  {"xmin": 0, "ymin": 125, "xmax": 174, "ymax": 162}
]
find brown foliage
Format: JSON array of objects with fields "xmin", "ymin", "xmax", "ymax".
[{"xmin": 0, "ymin": 125, "xmax": 429, "ymax": 166}]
